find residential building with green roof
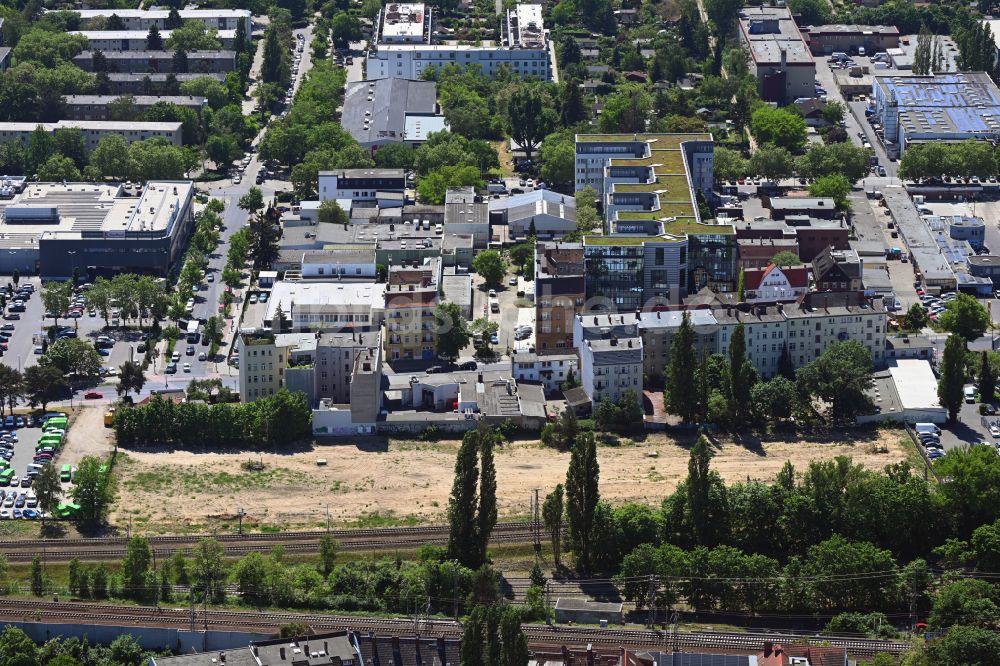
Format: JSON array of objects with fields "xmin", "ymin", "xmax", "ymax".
[{"xmin": 574, "ymin": 133, "xmax": 737, "ymax": 309}]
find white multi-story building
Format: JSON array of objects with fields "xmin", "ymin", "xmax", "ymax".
[
  {"xmin": 264, "ymin": 281, "xmax": 386, "ymax": 332},
  {"xmin": 511, "ymin": 350, "xmax": 579, "ymax": 394},
  {"xmin": 366, "ymin": 3, "xmax": 552, "ymax": 81},
  {"xmin": 318, "ymin": 169, "xmax": 406, "ymax": 206},
  {"xmin": 579, "ymin": 336, "xmax": 643, "ymax": 404},
  {"xmin": 738, "ymin": 6, "xmax": 816, "ymax": 105},
  {"xmin": 0, "ymin": 120, "xmax": 182, "ymax": 150}
]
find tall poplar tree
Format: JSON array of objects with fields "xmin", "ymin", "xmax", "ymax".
[
  {"xmin": 979, "ymin": 351, "xmax": 995, "ymax": 404},
  {"xmin": 728, "ymin": 323, "xmax": 755, "ymax": 424},
  {"xmin": 542, "ymin": 484, "xmax": 564, "ymax": 567},
  {"xmin": 566, "ymin": 432, "xmax": 600, "ymax": 571},
  {"xmin": 938, "ymin": 334, "xmax": 967, "ymax": 423},
  {"xmin": 447, "ymin": 425, "xmax": 498, "ymax": 569},
  {"xmin": 666, "ymin": 312, "xmax": 698, "ymax": 421}
]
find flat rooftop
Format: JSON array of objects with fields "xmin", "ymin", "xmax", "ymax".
[
  {"xmin": 73, "ymin": 8, "xmax": 250, "ymax": 19},
  {"xmin": 508, "ymin": 4, "xmax": 545, "ymax": 49},
  {"xmin": 876, "ymin": 72, "xmax": 1000, "ymax": 109},
  {"xmin": 63, "ymin": 95, "xmax": 208, "ymax": 107},
  {"xmin": 381, "ymin": 2, "xmax": 426, "ymax": 40},
  {"xmin": 739, "ymin": 6, "xmax": 814, "ymax": 65},
  {"xmin": 805, "ymin": 23, "xmax": 900, "ymax": 36},
  {"xmin": 75, "ymin": 50, "xmax": 234, "ymax": 60},
  {"xmin": 0, "ymin": 181, "xmax": 192, "ymax": 246},
  {"xmin": 72, "ymin": 29, "xmax": 236, "ymax": 41},
  {"xmin": 264, "ymin": 280, "xmax": 386, "ymax": 318},
  {"xmin": 889, "ymin": 359, "xmax": 941, "ymax": 411},
  {"xmin": 0, "ymin": 120, "xmax": 182, "ymax": 133}
]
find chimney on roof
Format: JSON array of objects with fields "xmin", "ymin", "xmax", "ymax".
[{"xmin": 628, "ymin": 339, "xmax": 633, "ymax": 348}]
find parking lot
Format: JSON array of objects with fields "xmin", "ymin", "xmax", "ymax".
[{"xmin": 0, "ymin": 419, "xmax": 71, "ymax": 520}]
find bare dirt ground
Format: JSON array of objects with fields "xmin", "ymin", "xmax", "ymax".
[
  {"xmin": 60, "ymin": 406, "xmax": 114, "ymax": 463},
  {"xmin": 111, "ymin": 428, "xmax": 911, "ymax": 534}
]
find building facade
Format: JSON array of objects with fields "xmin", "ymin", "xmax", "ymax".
[
  {"xmin": 62, "ymin": 94, "xmax": 208, "ymax": 120},
  {"xmin": 579, "ymin": 336, "xmax": 643, "ymax": 404},
  {"xmin": 383, "ymin": 260, "xmax": 440, "ymax": 361},
  {"xmin": 367, "ymin": 3, "xmax": 552, "ymax": 81},
  {"xmin": 0, "ymin": 120, "xmax": 182, "ymax": 150},
  {"xmin": 739, "ymin": 6, "xmax": 816, "ymax": 105},
  {"xmin": 535, "ymin": 242, "xmax": 585, "ymax": 351},
  {"xmin": 318, "ymin": 169, "xmax": 406, "ymax": 203},
  {"xmin": 71, "ymin": 8, "xmax": 252, "ymax": 34},
  {"xmin": 237, "ymin": 332, "xmax": 316, "ymax": 403},
  {"xmin": 511, "ymin": 350, "xmax": 579, "ymax": 393},
  {"xmin": 73, "ymin": 50, "xmax": 237, "ymax": 74}
]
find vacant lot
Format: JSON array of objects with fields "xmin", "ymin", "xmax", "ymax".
[{"xmin": 112, "ymin": 429, "xmax": 911, "ymax": 534}]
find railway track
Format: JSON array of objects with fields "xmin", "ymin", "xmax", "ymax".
[
  {"xmin": 0, "ymin": 599, "xmax": 910, "ymax": 658},
  {"xmin": 0, "ymin": 522, "xmax": 540, "ymax": 562}
]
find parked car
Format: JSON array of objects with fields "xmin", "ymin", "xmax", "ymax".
[{"xmin": 84, "ymin": 391, "xmax": 103, "ymax": 399}]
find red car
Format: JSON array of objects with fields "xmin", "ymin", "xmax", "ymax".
[{"xmin": 84, "ymin": 391, "xmax": 103, "ymax": 399}]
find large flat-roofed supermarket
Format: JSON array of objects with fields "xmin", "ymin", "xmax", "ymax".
[{"xmin": 0, "ymin": 181, "xmax": 194, "ymax": 277}]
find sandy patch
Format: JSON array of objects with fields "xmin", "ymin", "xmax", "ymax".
[
  {"xmin": 61, "ymin": 406, "xmax": 115, "ymax": 463},
  {"xmin": 111, "ymin": 429, "xmax": 910, "ymax": 533}
]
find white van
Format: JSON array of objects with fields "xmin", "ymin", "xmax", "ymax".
[
  {"xmin": 965, "ymin": 386, "xmax": 977, "ymax": 403},
  {"xmin": 915, "ymin": 423, "xmax": 941, "ymax": 435}
]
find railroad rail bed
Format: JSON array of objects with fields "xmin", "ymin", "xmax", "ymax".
[{"xmin": 0, "ymin": 599, "xmax": 910, "ymax": 659}]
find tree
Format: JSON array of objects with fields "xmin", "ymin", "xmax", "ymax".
[
  {"xmin": 566, "ymin": 432, "xmax": 600, "ymax": 571},
  {"xmin": 980, "ymin": 351, "xmax": 997, "ymax": 404},
  {"xmin": 37, "ymin": 155, "xmax": 80, "ymax": 182},
  {"xmin": 417, "ymin": 165, "xmax": 483, "ymax": 204},
  {"xmin": 0, "ymin": 365, "xmax": 23, "ymax": 418},
  {"xmin": 30, "ymin": 556, "xmax": 44, "ymax": 595},
  {"xmin": 940, "ymin": 293, "xmax": 991, "ymax": 341},
  {"xmin": 506, "ymin": 84, "xmax": 556, "ymax": 163},
  {"xmin": 809, "ymin": 174, "xmax": 852, "ymax": 210},
  {"xmin": 23, "ymin": 365, "xmax": 67, "ymax": 410},
  {"xmin": 172, "ymin": 48, "xmax": 188, "ymax": 74},
  {"xmin": 40, "ymin": 338, "xmax": 102, "ymax": 377},
  {"xmin": 330, "ymin": 13, "xmax": 361, "ymax": 49},
  {"xmin": 539, "ymin": 134, "xmax": 576, "ymax": 186},
  {"xmin": 749, "ymin": 145, "xmax": 794, "ymax": 182},
  {"xmin": 165, "ymin": 21, "xmax": 221, "ymax": 51},
  {"xmin": 373, "ymin": 143, "xmax": 416, "ymax": 169},
  {"xmin": 191, "ymin": 538, "xmax": 227, "ymax": 603},
  {"xmin": 206, "ymin": 134, "xmax": 241, "ymax": 169},
  {"xmin": 33, "ymin": 463, "xmax": 62, "ymax": 527},
  {"xmin": 750, "ymin": 106, "xmax": 807, "ymax": 152},
  {"xmin": 499, "ymin": 605, "xmax": 529, "ymax": 666},
  {"xmin": 665, "ymin": 313, "xmax": 698, "ymax": 421},
  {"xmin": 261, "ymin": 26, "xmax": 289, "ymax": 85},
  {"xmin": 796, "ymin": 340, "xmax": 874, "ymax": 420},
  {"xmin": 472, "ymin": 250, "xmax": 508, "ymax": 287},
  {"xmin": 750, "ymin": 376, "xmax": 798, "ymax": 422},
  {"xmin": 90, "ymin": 134, "xmax": 129, "ymax": 180},
  {"xmin": 446, "ymin": 426, "xmax": 498, "ymax": 569},
  {"xmin": 71, "ymin": 455, "xmax": 117, "ymax": 529},
  {"xmin": 598, "ymin": 84, "xmax": 651, "ymax": 133},
  {"xmin": 543, "ymin": 484, "xmax": 564, "ymax": 568},
  {"xmin": 904, "ymin": 302, "xmax": 929, "ymax": 331},
  {"xmin": 317, "ymin": 199, "xmax": 348, "ymax": 225},
  {"xmin": 117, "ymin": 360, "xmax": 146, "ymax": 399},
  {"xmin": 728, "ymin": 323, "xmax": 756, "ymax": 425},
  {"xmin": 318, "ymin": 535, "xmax": 338, "ymax": 577},
  {"xmin": 938, "ymin": 334, "xmax": 967, "ymax": 423},
  {"xmin": 434, "ymin": 302, "xmax": 471, "ymax": 360},
  {"xmin": 121, "ymin": 536, "xmax": 153, "ymax": 601},
  {"xmin": 770, "ymin": 250, "xmax": 802, "ymax": 266},
  {"xmin": 797, "ymin": 142, "xmax": 873, "ymax": 184},
  {"xmin": 42, "ymin": 280, "xmax": 72, "ymax": 329},
  {"xmin": 913, "ymin": 26, "xmax": 934, "ymax": 75},
  {"xmin": 713, "ymin": 147, "xmax": 749, "ymax": 183},
  {"xmin": 146, "ymin": 25, "xmax": 163, "ymax": 50},
  {"xmin": 686, "ymin": 433, "xmax": 728, "ymax": 546}
]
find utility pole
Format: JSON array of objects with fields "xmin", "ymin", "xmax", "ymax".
[
  {"xmin": 452, "ymin": 563, "xmax": 460, "ymax": 623},
  {"xmin": 532, "ymin": 488, "xmax": 541, "ymax": 555},
  {"xmin": 647, "ymin": 575, "xmax": 657, "ymax": 630},
  {"xmin": 237, "ymin": 506, "xmax": 245, "ymax": 535},
  {"xmin": 326, "ymin": 503, "xmax": 330, "ymax": 533}
]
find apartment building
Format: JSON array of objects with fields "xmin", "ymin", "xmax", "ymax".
[
  {"xmin": 738, "ymin": 6, "xmax": 815, "ymax": 105},
  {"xmin": 237, "ymin": 332, "xmax": 316, "ymax": 403},
  {"xmin": 62, "ymin": 95, "xmax": 208, "ymax": 120},
  {"xmin": 511, "ymin": 350, "xmax": 579, "ymax": 394},
  {"xmin": 580, "ymin": 336, "xmax": 643, "ymax": 404},
  {"xmin": 742, "ymin": 264, "xmax": 810, "ymax": 303},
  {"xmin": 300, "ymin": 248, "xmax": 377, "ymax": 279},
  {"xmin": 366, "ymin": 3, "xmax": 552, "ymax": 80},
  {"xmin": 73, "ymin": 50, "xmax": 237, "ymax": 74},
  {"xmin": 573, "ymin": 295, "xmax": 887, "ymax": 385},
  {"xmin": 383, "ymin": 258, "xmax": 441, "ymax": 361},
  {"xmin": 812, "ymin": 246, "xmax": 863, "ymax": 292},
  {"xmin": 535, "ymin": 241, "xmax": 585, "ymax": 351},
  {"xmin": 314, "ymin": 330, "xmax": 382, "ymax": 405},
  {"xmin": 0, "ymin": 121, "xmax": 182, "ymax": 150},
  {"xmin": 71, "ymin": 8, "xmax": 252, "ymax": 34},
  {"xmin": 72, "ymin": 30, "xmax": 238, "ymax": 51},
  {"xmin": 105, "ymin": 72, "xmax": 225, "ymax": 94}
]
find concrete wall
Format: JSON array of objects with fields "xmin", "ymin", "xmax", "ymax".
[{"xmin": 3, "ymin": 620, "xmax": 268, "ymax": 654}]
